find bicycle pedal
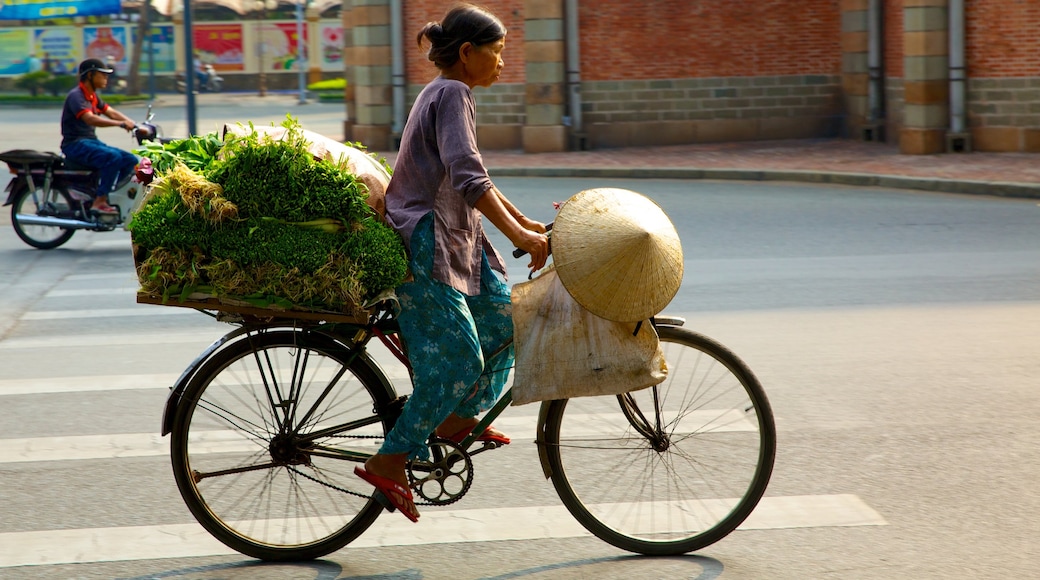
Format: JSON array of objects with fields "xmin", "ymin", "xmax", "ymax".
[{"xmin": 372, "ymin": 490, "xmax": 396, "ymax": 513}]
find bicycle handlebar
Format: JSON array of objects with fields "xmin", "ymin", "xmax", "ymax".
[{"xmin": 512, "ymin": 222, "xmax": 553, "ymax": 258}]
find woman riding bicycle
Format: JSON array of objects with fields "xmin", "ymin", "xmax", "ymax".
[{"xmin": 354, "ymin": 3, "xmax": 550, "ymax": 522}]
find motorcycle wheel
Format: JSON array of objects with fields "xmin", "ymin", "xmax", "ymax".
[{"xmin": 10, "ymin": 181, "xmax": 77, "ymax": 249}]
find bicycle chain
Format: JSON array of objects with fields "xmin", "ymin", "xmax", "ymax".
[{"xmin": 284, "ymin": 439, "xmax": 472, "ymax": 507}]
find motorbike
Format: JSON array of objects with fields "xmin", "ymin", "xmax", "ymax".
[
  {"xmin": 175, "ymin": 64, "xmax": 223, "ymax": 93},
  {"xmin": 1, "ymin": 105, "xmax": 170, "ymax": 250}
]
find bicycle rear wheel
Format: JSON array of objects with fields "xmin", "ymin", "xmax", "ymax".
[
  {"xmin": 169, "ymin": 329, "xmax": 398, "ymax": 561},
  {"xmin": 539, "ymin": 325, "xmax": 776, "ymax": 555}
]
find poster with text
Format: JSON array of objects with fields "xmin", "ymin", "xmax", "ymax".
[
  {"xmin": 261, "ymin": 22, "xmax": 307, "ymax": 72},
  {"xmin": 34, "ymin": 27, "xmax": 82, "ymax": 76},
  {"xmin": 0, "ymin": 29, "xmax": 31, "ymax": 75},
  {"xmin": 194, "ymin": 23, "xmax": 244, "ymax": 71},
  {"xmin": 132, "ymin": 25, "xmax": 176, "ymax": 74},
  {"xmin": 318, "ymin": 22, "xmax": 342, "ymax": 71},
  {"xmin": 0, "ymin": 0, "xmax": 121, "ymax": 20},
  {"xmin": 83, "ymin": 26, "xmax": 127, "ymax": 74}
]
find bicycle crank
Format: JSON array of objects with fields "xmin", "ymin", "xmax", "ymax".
[{"xmin": 407, "ymin": 438, "xmax": 474, "ymax": 506}]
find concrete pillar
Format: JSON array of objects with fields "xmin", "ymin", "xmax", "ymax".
[
  {"xmin": 900, "ymin": 0, "xmax": 949, "ymax": 155},
  {"xmin": 307, "ymin": 5, "xmax": 322, "ymax": 85},
  {"xmin": 522, "ymin": 0, "xmax": 567, "ymax": 153},
  {"xmin": 344, "ymin": 0, "xmax": 392, "ymax": 149},
  {"xmin": 840, "ymin": 0, "xmax": 871, "ymax": 140}
]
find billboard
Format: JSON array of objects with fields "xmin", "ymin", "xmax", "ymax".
[
  {"xmin": 33, "ymin": 26, "xmax": 81, "ymax": 75},
  {"xmin": 0, "ymin": 0, "xmax": 122, "ymax": 20},
  {"xmin": 0, "ymin": 28, "xmax": 31, "ymax": 75},
  {"xmin": 194, "ymin": 23, "xmax": 244, "ymax": 72}
]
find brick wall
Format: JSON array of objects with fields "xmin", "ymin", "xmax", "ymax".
[
  {"xmin": 965, "ymin": 0, "xmax": 1040, "ymax": 151},
  {"xmin": 967, "ymin": 0, "xmax": 1040, "ymax": 77},
  {"xmin": 578, "ymin": 0, "xmax": 841, "ymax": 80},
  {"xmin": 343, "ymin": 0, "xmax": 1039, "ymax": 151},
  {"xmin": 402, "ymin": 0, "xmax": 526, "ymax": 85}
]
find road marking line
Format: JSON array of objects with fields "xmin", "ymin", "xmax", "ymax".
[
  {"xmin": 0, "ymin": 494, "xmax": 886, "ymax": 568},
  {"xmin": 0, "ymin": 331, "xmax": 227, "ymax": 350},
  {"xmin": 0, "ymin": 409, "xmax": 752, "ymax": 463},
  {"xmin": 65, "ymin": 273, "xmax": 137, "ymax": 282},
  {"xmin": 0, "ymin": 374, "xmax": 177, "ymax": 396},
  {"xmin": 45, "ymin": 287, "xmax": 139, "ymax": 298},
  {"xmin": 20, "ymin": 307, "xmax": 193, "ymax": 320}
]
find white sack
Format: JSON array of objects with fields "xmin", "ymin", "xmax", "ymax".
[{"xmin": 510, "ymin": 267, "xmax": 668, "ymax": 406}]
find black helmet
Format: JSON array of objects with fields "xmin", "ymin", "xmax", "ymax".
[{"xmin": 78, "ymin": 58, "xmax": 114, "ymax": 79}]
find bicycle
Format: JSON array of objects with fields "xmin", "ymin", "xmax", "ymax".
[{"xmin": 153, "ymin": 287, "xmax": 776, "ymax": 562}]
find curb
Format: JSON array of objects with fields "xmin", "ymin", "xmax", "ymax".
[{"xmin": 487, "ymin": 166, "xmax": 1040, "ymax": 199}]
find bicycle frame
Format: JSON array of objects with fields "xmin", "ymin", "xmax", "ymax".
[{"xmin": 160, "ymin": 301, "xmax": 686, "ymax": 472}]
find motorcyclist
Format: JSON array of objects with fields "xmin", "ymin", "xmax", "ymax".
[{"xmin": 60, "ymin": 58, "xmax": 139, "ymax": 215}]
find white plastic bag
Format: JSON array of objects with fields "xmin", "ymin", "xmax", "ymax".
[{"xmin": 510, "ymin": 267, "xmax": 668, "ymax": 406}]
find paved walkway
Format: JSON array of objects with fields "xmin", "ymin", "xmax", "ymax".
[{"xmin": 398, "ymin": 139, "xmax": 1040, "ymax": 198}]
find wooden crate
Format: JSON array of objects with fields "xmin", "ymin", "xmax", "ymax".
[{"xmin": 135, "ymin": 292, "xmax": 370, "ymax": 325}]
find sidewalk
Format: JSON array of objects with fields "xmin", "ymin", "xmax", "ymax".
[
  {"xmin": 464, "ymin": 139, "xmax": 1040, "ymax": 199},
  {"xmin": 18, "ymin": 90, "xmax": 1038, "ymax": 198}
]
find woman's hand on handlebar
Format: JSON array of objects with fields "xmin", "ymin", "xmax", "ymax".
[
  {"xmin": 514, "ymin": 228, "xmax": 549, "ymax": 271},
  {"xmin": 518, "ymin": 216, "xmax": 548, "ymax": 235}
]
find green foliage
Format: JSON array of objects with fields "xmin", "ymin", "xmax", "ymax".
[
  {"xmin": 131, "ymin": 119, "xmax": 408, "ymax": 312},
  {"xmin": 127, "ymin": 183, "xmax": 210, "ymax": 250},
  {"xmin": 15, "ymin": 71, "xmax": 51, "ymax": 96},
  {"xmin": 134, "ymin": 132, "xmax": 224, "ymax": 176},
  {"xmin": 42, "ymin": 74, "xmax": 77, "ymax": 97},
  {"xmin": 306, "ymin": 78, "xmax": 346, "ymax": 91},
  {"xmin": 209, "ymin": 119, "xmax": 369, "ymax": 224}
]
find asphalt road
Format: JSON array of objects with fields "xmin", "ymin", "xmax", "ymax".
[{"xmin": 1, "ymin": 99, "xmax": 1039, "ymax": 579}]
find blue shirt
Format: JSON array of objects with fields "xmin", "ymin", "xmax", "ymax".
[{"xmin": 61, "ymin": 82, "xmax": 108, "ymax": 148}]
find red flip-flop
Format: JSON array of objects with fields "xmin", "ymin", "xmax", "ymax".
[
  {"xmin": 445, "ymin": 425, "xmax": 511, "ymax": 446},
  {"xmin": 354, "ymin": 466, "xmax": 420, "ymax": 523}
]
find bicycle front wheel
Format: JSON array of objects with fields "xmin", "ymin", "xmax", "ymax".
[
  {"xmin": 169, "ymin": 329, "xmax": 398, "ymax": 561},
  {"xmin": 539, "ymin": 325, "xmax": 776, "ymax": 555}
]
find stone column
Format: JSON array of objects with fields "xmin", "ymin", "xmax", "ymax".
[
  {"xmin": 522, "ymin": 0, "xmax": 567, "ymax": 153},
  {"xmin": 307, "ymin": 5, "xmax": 322, "ymax": 85},
  {"xmin": 900, "ymin": 0, "xmax": 948, "ymax": 154},
  {"xmin": 840, "ymin": 0, "xmax": 871, "ymax": 140},
  {"xmin": 345, "ymin": 0, "xmax": 393, "ymax": 149}
]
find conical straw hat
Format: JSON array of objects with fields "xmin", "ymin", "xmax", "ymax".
[{"xmin": 552, "ymin": 188, "xmax": 683, "ymax": 322}]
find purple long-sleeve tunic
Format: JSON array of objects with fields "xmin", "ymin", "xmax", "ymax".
[{"xmin": 384, "ymin": 76, "xmax": 507, "ymax": 296}]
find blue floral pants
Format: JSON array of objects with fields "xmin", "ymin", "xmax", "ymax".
[{"xmin": 380, "ymin": 213, "xmax": 514, "ymax": 460}]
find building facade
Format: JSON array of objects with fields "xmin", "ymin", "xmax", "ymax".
[{"xmin": 342, "ymin": 0, "xmax": 1040, "ymax": 154}]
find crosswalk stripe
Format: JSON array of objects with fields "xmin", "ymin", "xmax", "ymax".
[
  {"xmin": 0, "ymin": 331, "xmax": 227, "ymax": 350},
  {"xmin": 0, "ymin": 409, "xmax": 755, "ymax": 463},
  {"xmin": 45, "ymin": 287, "xmax": 139, "ymax": 298},
  {"xmin": 20, "ymin": 307, "xmax": 193, "ymax": 320},
  {"xmin": 0, "ymin": 374, "xmax": 177, "ymax": 396},
  {"xmin": 65, "ymin": 273, "xmax": 137, "ymax": 282},
  {"xmin": 0, "ymin": 494, "xmax": 886, "ymax": 568}
]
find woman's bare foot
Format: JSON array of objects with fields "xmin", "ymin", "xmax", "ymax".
[
  {"xmin": 434, "ymin": 413, "xmax": 508, "ymax": 442},
  {"xmin": 363, "ymin": 452, "xmax": 408, "ymax": 488}
]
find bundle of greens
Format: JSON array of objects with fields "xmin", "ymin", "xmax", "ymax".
[{"xmin": 129, "ymin": 118, "xmax": 407, "ymax": 316}]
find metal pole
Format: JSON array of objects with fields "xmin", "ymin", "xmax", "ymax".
[
  {"xmin": 564, "ymin": 0, "xmax": 583, "ymax": 149},
  {"xmin": 949, "ymin": 0, "xmax": 966, "ymax": 134},
  {"xmin": 390, "ymin": 0, "xmax": 405, "ymax": 147},
  {"xmin": 148, "ymin": 24, "xmax": 156, "ymax": 100},
  {"xmin": 183, "ymin": 0, "xmax": 197, "ymax": 136},
  {"xmin": 296, "ymin": 0, "xmax": 307, "ymax": 104},
  {"xmin": 866, "ymin": 0, "xmax": 883, "ymax": 125},
  {"xmin": 257, "ymin": 2, "xmax": 269, "ymax": 97}
]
